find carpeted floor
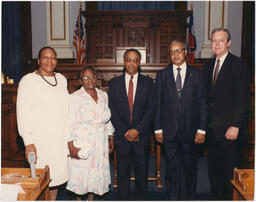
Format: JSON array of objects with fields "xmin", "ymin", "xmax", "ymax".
[{"xmin": 56, "ymin": 154, "xmax": 210, "ymax": 200}]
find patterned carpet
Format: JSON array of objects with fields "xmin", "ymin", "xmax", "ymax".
[{"xmin": 56, "ymin": 154, "xmax": 210, "ymax": 200}]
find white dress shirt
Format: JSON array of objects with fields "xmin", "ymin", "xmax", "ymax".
[
  {"xmin": 212, "ymin": 51, "xmax": 229, "ymax": 79},
  {"xmin": 125, "ymin": 72, "xmax": 138, "ymax": 102},
  {"xmin": 173, "ymin": 62, "xmax": 187, "ymax": 88},
  {"xmin": 155, "ymin": 62, "xmax": 205, "ymax": 135}
]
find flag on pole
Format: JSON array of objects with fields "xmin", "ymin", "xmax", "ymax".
[
  {"xmin": 73, "ymin": 7, "xmax": 86, "ymax": 64},
  {"xmin": 186, "ymin": 7, "xmax": 196, "ymax": 64}
]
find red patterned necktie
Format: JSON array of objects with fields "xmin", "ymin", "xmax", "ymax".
[{"xmin": 128, "ymin": 76, "xmax": 134, "ymax": 123}]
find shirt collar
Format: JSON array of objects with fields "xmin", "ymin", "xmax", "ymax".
[
  {"xmin": 173, "ymin": 61, "xmax": 187, "ymax": 71},
  {"xmin": 125, "ymin": 72, "xmax": 138, "ymax": 80},
  {"xmin": 216, "ymin": 51, "xmax": 229, "ymax": 63}
]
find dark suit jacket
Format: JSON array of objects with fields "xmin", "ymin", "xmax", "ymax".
[
  {"xmin": 154, "ymin": 64, "xmax": 208, "ymax": 142},
  {"xmin": 203, "ymin": 52, "xmax": 250, "ymax": 142},
  {"xmin": 108, "ymin": 73, "xmax": 156, "ymax": 142}
]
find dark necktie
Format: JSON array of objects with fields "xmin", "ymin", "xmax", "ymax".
[
  {"xmin": 213, "ymin": 59, "xmax": 220, "ymax": 86},
  {"xmin": 128, "ymin": 76, "xmax": 134, "ymax": 123},
  {"xmin": 176, "ymin": 67, "xmax": 182, "ymax": 98}
]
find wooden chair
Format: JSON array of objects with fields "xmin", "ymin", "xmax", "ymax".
[
  {"xmin": 112, "ymin": 136, "xmax": 163, "ymax": 189},
  {"xmin": 231, "ymin": 167, "xmax": 254, "ymax": 200}
]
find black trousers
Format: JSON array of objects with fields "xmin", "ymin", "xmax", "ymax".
[
  {"xmin": 207, "ymin": 139, "xmax": 241, "ymax": 200},
  {"xmin": 164, "ymin": 137, "xmax": 198, "ymax": 200},
  {"xmin": 115, "ymin": 137, "xmax": 150, "ymax": 200}
]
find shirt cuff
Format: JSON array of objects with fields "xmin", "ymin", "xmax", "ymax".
[
  {"xmin": 155, "ymin": 129, "xmax": 163, "ymax": 134},
  {"xmin": 197, "ymin": 129, "xmax": 206, "ymax": 135}
]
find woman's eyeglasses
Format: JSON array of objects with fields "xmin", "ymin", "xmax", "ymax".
[{"xmin": 81, "ymin": 76, "xmax": 96, "ymax": 81}]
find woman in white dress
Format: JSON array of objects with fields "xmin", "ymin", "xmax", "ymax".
[
  {"xmin": 16, "ymin": 47, "xmax": 69, "ymax": 200},
  {"xmin": 66, "ymin": 66, "xmax": 114, "ymax": 200}
]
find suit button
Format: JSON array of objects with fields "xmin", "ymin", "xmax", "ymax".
[{"xmin": 210, "ymin": 103, "xmax": 214, "ymax": 107}]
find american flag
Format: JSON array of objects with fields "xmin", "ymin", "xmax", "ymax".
[
  {"xmin": 73, "ymin": 8, "xmax": 86, "ymax": 64},
  {"xmin": 186, "ymin": 12, "xmax": 196, "ymax": 64}
]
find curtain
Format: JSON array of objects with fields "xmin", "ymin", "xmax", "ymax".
[
  {"xmin": 97, "ymin": 1, "xmax": 175, "ymax": 11},
  {"xmin": 2, "ymin": 2, "xmax": 22, "ymax": 82}
]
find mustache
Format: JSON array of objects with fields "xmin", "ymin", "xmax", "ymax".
[{"xmin": 128, "ymin": 65, "xmax": 135, "ymax": 68}]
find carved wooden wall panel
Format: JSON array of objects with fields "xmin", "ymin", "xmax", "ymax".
[
  {"xmin": 95, "ymin": 23, "xmax": 114, "ymax": 60},
  {"xmin": 83, "ymin": 11, "xmax": 191, "ymax": 64},
  {"xmin": 2, "ymin": 84, "xmax": 25, "ymax": 167}
]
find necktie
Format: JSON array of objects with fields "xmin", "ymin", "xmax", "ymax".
[
  {"xmin": 213, "ymin": 59, "xmax": 220, "ymax": 86},
  {"xmin": 128, "ymin": 76, "xmax": 133, "ymax": 123},
  {"xmin": 176, "ymin": 67, "xmax": 182, "ymax": 98}
]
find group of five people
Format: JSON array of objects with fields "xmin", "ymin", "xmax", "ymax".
[{"xmin": 16, "ymin": 27, "xmax": 250, "ymax": 200}]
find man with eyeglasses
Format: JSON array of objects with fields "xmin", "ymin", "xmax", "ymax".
[
  {"xmin": 108, "ymin": 48, "xmax": 156, "ymax": 200},
  {"xmin": 204, "ymin": 28, "xmax": 250, "ymax": 200},
  {"xmin": 154, "ymin": 40, "xmax": 208, "ymax": 200}
]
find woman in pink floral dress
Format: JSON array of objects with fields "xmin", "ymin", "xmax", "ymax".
[{"xmin": 66, "ymin": 66, "xmax": 114, "ymax": 200}]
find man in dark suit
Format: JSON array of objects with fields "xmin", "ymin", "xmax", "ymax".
[
  {"xmin": 154, "ymin": 40, "xmax": 208, "ymax": 200},
  {"xmin": 204, "ymin": 28, "xmax": 250, "ymax": 200},
  {"xmin": 108, "ymin": 48, "xmax": 155, "ymax": 200}
]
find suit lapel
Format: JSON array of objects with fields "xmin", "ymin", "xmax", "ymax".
[
  {"xmin": 133, "ymin": 75, "xmax": 142, "ymax": 108},
  {"xmin": 167, "ymin": 66, "xmax": 178, "ymax": 97},
  {"xmin": 209, "ymin": 59, "xmax": 215, "ymax": 81},
  {"xmin": 120, "ymin": 74, "xmax": 130, "ymax": 110},
  {"xmin": 181, "ymin": 66, "xmax": 193, "ymax": 98},
  {"xmin": 215, "ymin": 52, "xmax": 232, "ymax": 86}
]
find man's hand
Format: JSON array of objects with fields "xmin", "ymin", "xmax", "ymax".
[
  {"xmin": 194, "ymin": 133, "xmax": 205, "ymax": 144},
  {"xmin": 108, "ymin": 136, "xmax": 114, "ymax": 153},
  {"xmin": 25, "ymin": 144, "xmax": 37, "ymax": 162},
  {"xmin": 124, "ymin": 129, "xmax": 139, "ymax": 142},
  {"xmin": 68, "ymin": 141, "xmax": 81, "ymax": 159},
  {"xmin": 225, "ymin": 126, "xmax": 239, "ymax": 140},
  {"xmin": 155, "ymin": 133, "xmax": 164, "ymax": 144}
]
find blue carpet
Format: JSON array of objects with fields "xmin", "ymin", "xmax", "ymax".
[{"xmin": 57, "ymin": 155, "xmax": 210, "ymax": 200}]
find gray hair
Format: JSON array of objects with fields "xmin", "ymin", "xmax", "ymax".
[
  {"xmin": 169, "ymin": 40, "xmax": 186, "ymax": 50},
  {"xmin": 211, "ymin": 27, "xmax": 231, "ymax": 42},
  {"xmin": 78, "ymin": 66, "xmax": 96, "ymax": 79}
]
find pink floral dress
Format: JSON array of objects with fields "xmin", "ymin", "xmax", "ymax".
[{"xmin": 66, "ymin": 87, "xmax": 114, "ymax": 195}]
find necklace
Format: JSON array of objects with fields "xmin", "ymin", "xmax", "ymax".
[{"xmin": 38, "ymin": 70, "xmax": 57, "ymax": 87}]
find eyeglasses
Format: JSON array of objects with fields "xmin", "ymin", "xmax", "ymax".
[
  {"xmin": 169, "ymin": 48, "xmax": 185, "ymax": 56},
  {"xmin": 124, "ymin": 58, "xmax": 140, "ymax": 63},
  {"xmin": 81, "ymin": 76, "xmax": 96, "ymax": 81},
  {"xmin": 41, "ymin": 56, "xmax": 57, "ymax": 61}
]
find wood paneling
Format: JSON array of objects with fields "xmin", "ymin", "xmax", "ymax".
[
  {"xmin": 2, "ymin": 66, "xmax": 254, "ymax": 171},
  {"xmin": 83, "ymin": 11, "xmax": 191, "ymax": 64},
  {"xmin": 2, "ymin": 84, "xmax": 25, "ymax": 167}
]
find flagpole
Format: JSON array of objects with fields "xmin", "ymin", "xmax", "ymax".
[
  {"xmin": 77, "ymin": 2, "xmax": 82, "ymax": 63},
  {"xmin": 83, "ymin": 1, "xmax": 87, "ymax": 64}
]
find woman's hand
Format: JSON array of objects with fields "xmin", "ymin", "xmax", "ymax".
[
  {"xmin": 25, "ymin": 144, "xmax": 37, "ymax": 162},
  {"xmin": 68, "ymin": 141, "xmax": 81, "ymax": 159},
  {"xmin": 108, "ymin": 136, "xmax": 114, "ymax": 154}
]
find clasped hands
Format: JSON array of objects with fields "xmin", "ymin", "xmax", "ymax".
[{"xmin": 124, "ymin": 129, "xmax": 140, "ymax": 142}]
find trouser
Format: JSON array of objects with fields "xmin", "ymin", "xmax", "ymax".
[
  {"xmin": 207, "ymin": 140, "xmax": 240, "ymax": 200},
  {"xmin": 164, "ymin": 137, "xmax": 198, "ymax": 200},
  {"xmin": 115, "ymin": 138, "xmax": 150, "ymax": 200}
]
